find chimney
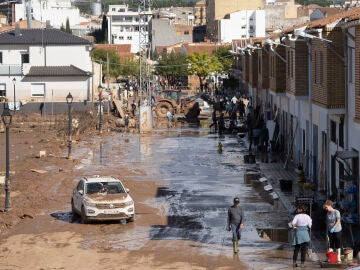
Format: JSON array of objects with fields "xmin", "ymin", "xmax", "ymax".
[{"xmin": 15, "ymin": 23, "xmax": 21, "ymax": 37}]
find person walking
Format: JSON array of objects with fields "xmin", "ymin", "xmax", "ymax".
[
  {"xmin": 124, "ymin": 113, "xmax": 129, "ymax": 131},
  {"xmin": 131, "ymin": 100, "xmax": 137, "ymax": 117},
  {"xmin": 227, "ymin": 197, "xmax": 244, "ymax": 253},
  {"xmin": 323, "ymin": 200, "xmax": 342, "ymax": 262},
  {"xmin": 291, "ymin": 204, "xmax": 312, "ymax": 268},
  {"xmin": 166, "ymin": 110, "xmax": 173, "ymax": 128},
  {"xmin": 209, "ymin": 109, "xmax": 218, "ymax": 131}
]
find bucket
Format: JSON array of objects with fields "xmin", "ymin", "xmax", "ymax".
[
  {"xmin": 343, "ymin": 247, "xmax": 353, "ymax": 261},
  {"xmin": 326, "ymin": 252, "xmax": 338, "ymax": 263}
]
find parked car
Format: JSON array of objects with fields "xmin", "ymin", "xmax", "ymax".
[{"xmin": 71, "ymin": 176, "xmax": 135, "ymax": 224}]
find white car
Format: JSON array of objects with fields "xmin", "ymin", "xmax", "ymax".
[{"xmin": 71, "ymin": 176, "xmax": 135, "ymax": 224}]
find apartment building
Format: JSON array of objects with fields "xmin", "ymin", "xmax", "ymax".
[
  {"xmin": 219, "ymin": 10, "xmax": 266, "ymax": 43},
  {"xmin": 234, "ymin": 7, "xmax": 360, "ymax": 224},
  {"xmin": 14, "ymin": 0, "xmax": 86, "ymax": 29},
  {"xmin": 107, "ymin": 5, "xmax": 152, "ymax": 53},
  {"xmin": 206, "ymin": 0, "xmax": 264, "ymax": 42}
]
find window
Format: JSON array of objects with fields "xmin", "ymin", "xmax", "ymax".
[
  {"xmin": 0, "ymin": 52, "xmax": 2, "ymax": 64},
  {"xmin": 330, "ymin": 120, "xmax": 336, "ymax": 143},
  {"xmin": 21, "ymin": 53, "xmax": 29, "ymax": 64},
  {"xmin": 0, "ymin": 84, "xmax": 5, "ymax": 97},
  {"xmin": 127, "ymin": 36, "xmax": 132, "ymax": 40},
  {"xmin": 112, "ymin": 8, "xmax": 116, "ymax": 11},
  {"xmin": 339, "ymin": 118, "xmax": 344, "ymax": 148},
  {"xmin": 119, "ymin": 36, "xmax": 124, "ymax": 40},
  {"xmin": 184, "ymin": 31, "xmax": 189, "ymax": 35},
  {"xmin": 31, "ymin": 83, "xmax": 45, "ymax": 97}
]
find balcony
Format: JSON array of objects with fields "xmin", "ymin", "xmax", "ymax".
[{"xmin": 0, "ymin": 65, "xmax": 23, "ymax": 76}]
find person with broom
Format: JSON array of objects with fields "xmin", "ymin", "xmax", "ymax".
[{"xmin": 291, "ymin": 204, "xmax": 312, "ymax": 268}]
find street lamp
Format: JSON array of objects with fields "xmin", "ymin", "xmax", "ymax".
[
  {"xmin": 98, "ymin": 85, "xmax": 103, "ymax": 134},
  {"xmin": 12, "ymin": 78, "xmax": 16, "ymax": 115},
  {"xmin": 66, "ymin": 92, "xmax": 73, "ymax": 159},
  {"xmin": 2, "ymin": 105, "xmax": 12, "ymax": 211}
]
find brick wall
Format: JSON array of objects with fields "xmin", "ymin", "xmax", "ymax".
[
  {"xmin": 312, "ymin": 28, "xmax": 345, "ymax": 109},
  {"xmin": 285, "ymin": 40, "xmax": 308, "ymax": 97},
  {"xmin": 243, "ymin": 54, "xmax": 250, "ymax": 83},
  {"xmin": 249, "ymin": 50, "xmax": 259, "ymax": 88},
  {"xmin": 258, "ymin": 49, "xmax": 269, "ymax": 90},
  {"xmin": 355, "ymin": 25, "xmax": 360, "ymax": 122},
  {"xmin": 269, "ymin": 45, "xmax": 286, "ymax": 93}
]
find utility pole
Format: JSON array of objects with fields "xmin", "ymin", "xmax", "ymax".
[{"xmin": 138, "ymin": 0, "xmax": 152, "ymax": 133}]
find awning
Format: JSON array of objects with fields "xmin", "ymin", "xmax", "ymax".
[{"xmin": 335, "ymin": 150, "xmax": 358, "ymax": 160}]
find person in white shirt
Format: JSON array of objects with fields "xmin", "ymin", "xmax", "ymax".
[
  {"xmin": 231, "ymin": 95, "xmax": 238, "ymax": 105},
  {"xmin": 291, "ymin": 204, "xmax": 312, "ymax": 268}
]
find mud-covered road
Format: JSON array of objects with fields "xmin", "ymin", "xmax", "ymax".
[{"xmin": 0, "ymin": 120, "xmax": 312, "ymax": 270}]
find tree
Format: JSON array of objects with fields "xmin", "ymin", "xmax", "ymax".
[
  {"xmin": 65, "ymin": 17, "xmax": 72, "ymax": 34},
  {"xmin": 119, "ymin": 57, "xmax": 140, "ymax": 79},
  {"xmin": 187, "ymin": 52, "xmax": 222, "ymax": 91},
  {"xmin": 60, "ymin": 23, "xmax": 65, "ymax": 32},
  {"xmin": 91, "ymin": 49, "xmax": 121, "ymax": 80},
  {"xmin": 155, "ymin": 52, "xmax": 188, "ymax": 87},
  {"xmin": 214, "ymin": 45, "xmax": 233, "ymax": 75}
]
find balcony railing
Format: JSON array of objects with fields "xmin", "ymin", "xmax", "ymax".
[{"xmin": 0, "ymin": 65, "xmax": 22, "ymax": 76}]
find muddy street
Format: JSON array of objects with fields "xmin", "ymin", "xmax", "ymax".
[{"xmin": 1, "ymin": 121, "xmax": 301, "ymax": 270}]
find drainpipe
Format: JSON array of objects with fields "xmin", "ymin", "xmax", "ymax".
[
  {"xmin": 344, "ymin": 28, "xmax": 349, "ymax": 151},
  {"xmin": 307, "ymin": 38, "xmax": 313, "ymax": 181}
]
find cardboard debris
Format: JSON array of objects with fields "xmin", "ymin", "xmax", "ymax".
[{"xmin": 31, "ymin": 169, "xmax": 47, "ymax": 174}]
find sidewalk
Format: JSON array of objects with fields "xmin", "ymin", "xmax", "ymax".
[{"xmin": 250, "ymin": 150, "xmax": 359, "ymax": 269}]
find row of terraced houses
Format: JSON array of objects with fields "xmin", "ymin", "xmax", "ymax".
[{"xmin": 231, "ymin": 7, "xmax": 360, "ymax": 224}]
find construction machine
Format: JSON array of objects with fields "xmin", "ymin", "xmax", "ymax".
[{"xmin": 154, "ymin": 89, "xmax": 200, "ymax": 119}]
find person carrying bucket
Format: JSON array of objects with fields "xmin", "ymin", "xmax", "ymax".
[
  {"xmin": 227, "ymin": 197, "xmax": 244, "ymax": 253},
  {"xmin": 323, "ymin": 200, "xmax": 342, "ymax": 263}
]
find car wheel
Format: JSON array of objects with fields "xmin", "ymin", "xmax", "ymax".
[
  {"xmin": 71, "ymin": 199, "xmax": 77, "ymax": 216},
  {"xmin": 81, "ymin": 206, "xmax": 88, "ymax": 224},
  {"xmin": 126, "ymin": 216, "xmax": 134, "ymax": 223}
]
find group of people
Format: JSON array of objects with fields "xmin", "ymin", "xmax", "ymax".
[
  {"xmin": 289, "ymin": 199, "xmax": 342, "ymax": 268},
  {"xmin": 227, "ymin": 197, "xmax": 343, "ymax": 268}
]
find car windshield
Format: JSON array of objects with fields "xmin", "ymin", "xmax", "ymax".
[{"xmin": 85, "ymin": 182, "xmax": 126, "ymax": 195}]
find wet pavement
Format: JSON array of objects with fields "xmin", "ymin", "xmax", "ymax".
[{"xmin": 70, "ymin": 121, "xmax": 305, "ymax": 269}]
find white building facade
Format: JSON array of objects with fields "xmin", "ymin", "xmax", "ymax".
[
  {"xmin": 14, "ymin": 0, "xmax": 87, "ymax": 29},
  {"xmin": 219, "ymin": 10, "xmax": 265, "ymax": 43},
  {"xmin": 0, "ymin": 27, "xmax": 93, "ymax": 103},
  {"xmin": 107, "ymin": 5, "xmax": 152, "ymax": 53}
]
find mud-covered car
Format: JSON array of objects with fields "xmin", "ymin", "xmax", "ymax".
[{"xmin": 71, "ymin": 176, "xmax": 135, "ymax": 224}]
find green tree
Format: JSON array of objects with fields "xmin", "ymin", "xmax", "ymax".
[
  {"xmin": 214, "ymin": 45, "xmax": 233, "ymax": 75},
  {"xmin": 155, "ymin": 52, "xmax": 188, "ymax": 87},
  {"xmin": 60, "ymin": 23, "xmax": 65, "ymax": 32},
  {"xmin": 187, "ymin": 52, "xmax": 222, "ymax": 91},
  {"xmin": 65, "ymin": 17, "xmax": 72, "ymax": 34},
  {"xmin": 91, "ymin": 49, "xmax": 121, "ymax": 80},
  {"xmin": 119, "ymin": 57, "xmax": 140, "ymax": 79}
]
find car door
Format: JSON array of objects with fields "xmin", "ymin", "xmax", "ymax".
[{"xmin": 74, "ymin": 180, "xmax": 85, "ymax": 211}]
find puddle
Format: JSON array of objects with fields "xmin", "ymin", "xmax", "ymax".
[{"xmin": 257, "ymin": 228, "xmax": 290, "ymax": 243}]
